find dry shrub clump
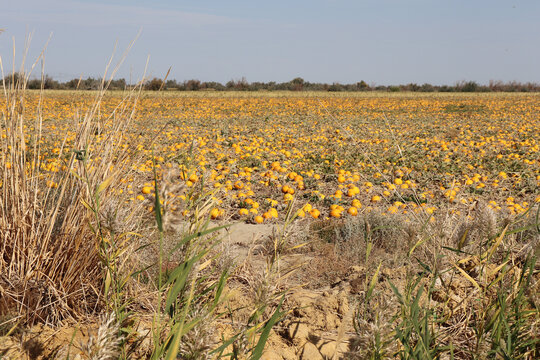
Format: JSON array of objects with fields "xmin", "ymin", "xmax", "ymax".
[
  {"xmin": 0, "ymin": 45, "xmax": 142, "ymax": 326},
  {"xmin": 338, "ymin": 205, "xmax": 540, "ymax": 359}
]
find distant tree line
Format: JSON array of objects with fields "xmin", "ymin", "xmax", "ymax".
[
  {"xmin": 1, "ymin": 73, "xmax": 128, "ymax": 90},
  {"xmin": 3, "ymin": 73, "xmax": 540, "ymax": 92}
]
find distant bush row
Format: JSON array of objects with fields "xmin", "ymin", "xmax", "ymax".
[{"xmin": 4, "ymin": 73, "xmax": 540, "ymax": 92}]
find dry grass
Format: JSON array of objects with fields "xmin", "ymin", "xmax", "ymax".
[
  {"xmin": 325, "ymin": 205, "xmax": 540, "ymax": 359},
  {"xmin": 0, "ymin": 41, "xmax": 143, "ymax": 327}
]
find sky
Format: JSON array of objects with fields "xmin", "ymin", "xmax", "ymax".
[{"xmin": 1, "ymin": 0, "xmax": 539, "ymax": 85}]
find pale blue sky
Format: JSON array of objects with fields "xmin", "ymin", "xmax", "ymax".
[{"xmin": 1, "ymin": 0, "xmax": 539, "ymax": 85}]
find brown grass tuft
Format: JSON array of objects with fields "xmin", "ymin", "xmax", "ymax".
[{"xmin": 0, "ymin": 40, "xmax": 142, "ymax": 326}]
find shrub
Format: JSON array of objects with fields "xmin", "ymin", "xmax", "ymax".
[
  {"xmin": 0, "ymin": 75, "xmax": 139, "ymax": 326},
  {"xmin": 145, "ymin": 77, "xmax": 164, "ymax": 91}
]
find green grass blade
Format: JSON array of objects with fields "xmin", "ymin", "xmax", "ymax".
[{"xmin": 249, "ymin": 295, "xmax": 286, "ymax": 360}]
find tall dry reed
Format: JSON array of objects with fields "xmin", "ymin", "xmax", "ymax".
[{"xmin": 0, "ymin": 37, "xmax": 142, "ymax": 326}]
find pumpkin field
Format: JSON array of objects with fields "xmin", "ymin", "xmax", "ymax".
[
  {"xmin": 17, "ymin": 91, "xmax": 540, "ymax": 221},
  {"xmin": 1, "ymin": 86, "xmax": 539, "ymax": 359}
]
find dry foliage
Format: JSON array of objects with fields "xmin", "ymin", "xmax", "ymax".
[{"xmin": 0, "ymin": 44, "xmax": 142, "ymax": 326}]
